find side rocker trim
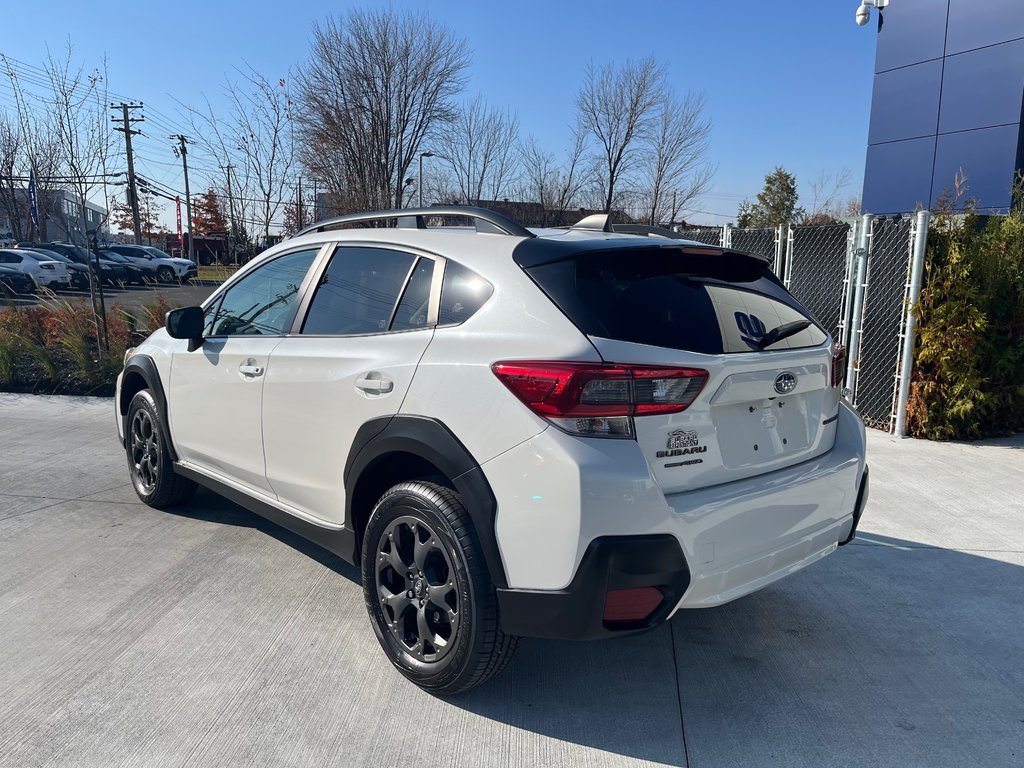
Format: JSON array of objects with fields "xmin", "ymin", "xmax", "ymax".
[
  {"xmin": 174, "ymin": 463, "xmax": 359, "ymax": 562},
  {"xmin": 344, "ymin": 415, "xmax": 508, "ymax": 589}
]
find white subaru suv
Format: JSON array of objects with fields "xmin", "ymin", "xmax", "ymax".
[{"xmin": 115, "ymin": 206, "xmax": 868, "ymax": 694}]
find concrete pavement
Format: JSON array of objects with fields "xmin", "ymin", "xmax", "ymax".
[{"xmin": 0, "ymin": 394, "xmax": 1021, "ymax": 767}]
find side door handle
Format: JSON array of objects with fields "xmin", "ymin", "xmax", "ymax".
[
  {"xmin": 239, "ymin": 363, "xmax": 264, "ymax": 378},
  {"xmin": 356, "ymin": 376, "xmax": 393, "ymax": 393}
]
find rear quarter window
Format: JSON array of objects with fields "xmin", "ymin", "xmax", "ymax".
[{"xmin": 527, "ymin": 248, "xmax": 827, "ymax": 354}]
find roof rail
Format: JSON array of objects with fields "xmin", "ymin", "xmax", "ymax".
[{"xmin": 292, "ymin": 205, "xmax": 535, "ymax": 239}]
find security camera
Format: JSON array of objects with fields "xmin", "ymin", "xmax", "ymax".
[{"xmin": 855, "ymin": 0, "xmax": 888, "ymax": 27}]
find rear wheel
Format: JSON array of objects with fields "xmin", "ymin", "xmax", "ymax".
[
  {"xmin": 126, "ymin": 389, "xmax": 196, "ymax": 508},
  {"xmin": 361, "ymin": 481, "xmax": 517, "ymax": 695}
]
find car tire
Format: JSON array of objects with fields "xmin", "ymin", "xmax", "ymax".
[
  {"xmin": 362, "ymin": 481, "xmax": 518, "ymax": 695},
  {"xmin": 157, "ymin": 266, "xmax": 176, "ymax": 283},
  {"xmin": 126, "ymin": 389, "xmax": 197, "ymax": 508}
]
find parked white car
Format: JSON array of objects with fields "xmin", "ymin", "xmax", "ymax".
[
  {"xmin": 105, "ymin": 244, "xmax": 198, "ymax": 283},
  {"xmin": 115, "ymin": 206, "xmax": 869, "ymax": 695},
  {"xmin": 0, "ymin": 248, "xmax": 71, "ymax": 289}
]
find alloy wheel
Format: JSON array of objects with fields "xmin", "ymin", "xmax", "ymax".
[
  {"xmin": 129, "ymin": 408, "xmax": 159, "ymax": 494},
  {"xmin": 375, "ymin": 515, "xmax": 460, "ymax": 663}
]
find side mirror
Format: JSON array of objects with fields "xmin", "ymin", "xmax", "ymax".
[{"xmin": 166, "ymin": 306, "xmax": 204, "ymax": 350}]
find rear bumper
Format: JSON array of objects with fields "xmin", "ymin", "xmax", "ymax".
[
  {"xmin": 486, "ymin": 401, "xmax": 867, "ymax": 638},
  {"xmin": 497, "ymin": 535, "xmax": 690, "ymax": 640}
]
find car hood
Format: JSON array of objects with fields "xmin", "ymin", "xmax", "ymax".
[{"xmin": 155, "ymin": 257, "xmax": 194, "ymax": 267}]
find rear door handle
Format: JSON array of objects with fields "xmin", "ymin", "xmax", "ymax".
[
  {"xmin": 239, "ymin": 363, "xmax": 264, "ymax": 377},
  {"xmin": 356, "ymin": 377, "xmax": 393, "ymax": 393}
]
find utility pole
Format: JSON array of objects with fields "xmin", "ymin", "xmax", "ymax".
[
  {"xmin": 225, "ymin": 164, "xmax": 238, "ymax": 266},
  {"xmin": 172, "ymin": 135, "xmax": 195, "ymax": 263},
  {"xmin": 112, "ymin": 103, "xmax": 144, "ymax": 244}
]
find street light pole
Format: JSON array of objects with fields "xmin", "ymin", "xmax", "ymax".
[{"xmin": 418, "ymin": 151, "xmax": 434, "ymax": 208}]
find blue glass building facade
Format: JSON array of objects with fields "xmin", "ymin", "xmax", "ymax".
[{"xmin": 862, "ymin": 0, "xmax": 1024, "ymax": 214}]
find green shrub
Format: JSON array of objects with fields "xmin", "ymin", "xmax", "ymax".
[{"xmin": 907, "ymin": 185, "xmax": 1024, "ymax": 439}]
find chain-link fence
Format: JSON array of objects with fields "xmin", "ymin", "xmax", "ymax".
[
  {"xmin": 730, "ymin": 226, "xmax": 779, "ymax": 271},
  {"xmin": 785, "ymin": 223, "xmax": 852, "ymax": 338},
  {"xmin": 673, "ymin": 216, "xmax": 923, "ymax": 433},
  {"xmin": 852, "ymin": 217, "xmax": 914, "ymax": 430},
  {"xmin": 676, "ymin": 226, "xmax": 722, "ymax": 246}
]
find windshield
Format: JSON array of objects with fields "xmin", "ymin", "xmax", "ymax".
[
  {"xmin": 101, "ymin": 252, "xmax": 129, "ymax": 264},
  {"xmin": 145, "ymin": 247, "xmax": 174, "ymax": 259}
]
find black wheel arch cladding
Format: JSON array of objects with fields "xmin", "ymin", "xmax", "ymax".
[
  {"xmin": 121, "ymin": 355, "xmax": 177, "ymax": 461},
  {"xmin": 345, "ymin": 415, "xmax": 508, "ymax": 589}
]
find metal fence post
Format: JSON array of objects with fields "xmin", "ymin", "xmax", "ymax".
[
  {"xmin": 722, "ymin": 222, "xmax": 733, "ymax": 249},
  {"xmin": 773, "ymin": 224, "xmax": 785, "ymax": 277},
  {"xmin": 844, "ymin": 214, "xmax": 873, "ymax": 399},
  {"xmin": 783, "ymin": 224, "xmax": 795, "ymax": 288},
  {"xmin": 892, "ymin": 210, "xmax": 930, "ymax": 437},
  {"xmin": 837, "ymin": 220, "xmax": 859, "ymax": 349}
]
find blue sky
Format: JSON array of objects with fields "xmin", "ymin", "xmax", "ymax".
[{"xmin": 1, "ymin": 0, "xmax": 878, "ymax": 225}]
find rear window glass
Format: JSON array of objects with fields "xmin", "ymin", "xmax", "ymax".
[{"xmin": 528, "ymin": 249, "xmax": 827, "ymax": 354}]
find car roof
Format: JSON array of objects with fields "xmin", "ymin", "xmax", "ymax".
[{"xmin": 247, "ymin": 207, "xmax": 766, "ymax": 277}]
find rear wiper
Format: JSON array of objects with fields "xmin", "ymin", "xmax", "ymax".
[{"xmin": 757, "ymin": 319, "xmax": 812, "ymax": 350}]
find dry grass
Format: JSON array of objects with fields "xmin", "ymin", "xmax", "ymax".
[{"xmin": 0, "ymin": 295, "xmax": 179, "ymax": 396}]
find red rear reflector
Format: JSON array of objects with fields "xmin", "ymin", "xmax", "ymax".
[
  {"xmin": 832, "ymin": 344, "xmax": 847, "ymax": 388},
  {"xmin": 603, "ymin": 587, "xmax": 664, "ymax": 624}
]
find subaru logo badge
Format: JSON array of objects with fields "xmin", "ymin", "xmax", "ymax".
[{"xmin": 774, "ymin": 372, "xmax": 797, "ymax": 395}]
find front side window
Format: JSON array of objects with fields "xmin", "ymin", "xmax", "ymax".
[
  {"xmin": 209, "ymin": 248, "xmax": 318, "ymax": 336},
  {"xmin": 301, "ymin": 247, "xmax": 417, "ymax": 335}
]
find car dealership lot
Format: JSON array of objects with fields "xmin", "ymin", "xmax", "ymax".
[
  {"xmin": 1, "ymin": 281, "xmax": 217, "ymax": 312},
  {"xmin": 0, "ymin": 395, "xmax": 1021, "ymax": 768}
]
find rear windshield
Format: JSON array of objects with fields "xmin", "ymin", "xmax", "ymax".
[{"xmin": 527, "ymin": 248, "xmax": 827, "ymax": 354}]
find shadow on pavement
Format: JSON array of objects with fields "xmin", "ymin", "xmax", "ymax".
[{"xmin": 172, "ymin": 487, "xmax": 1024, "ymax": 767}]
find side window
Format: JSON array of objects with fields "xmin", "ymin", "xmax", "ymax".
[
  {"xmin": 210, "ymin": 248, "xmax": 317, "ymax": 336},
  {"xmin": 301, "ymin": 247, "xmax": 416, "ymax": 335},
  {"xmin": 390, "ymin": 258, "xmax": 435, "ymax": 331},
  {"xmin": 438, "ymin": 260, "xmax": 493, "ymax": 326}
]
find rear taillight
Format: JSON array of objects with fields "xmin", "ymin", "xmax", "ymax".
[
  {"xmin": 491, "ymin": 361, "xmax": 708, "ymax": 439},
  {"xmin": 831, "ymin": 344, "xmax": 846, "ymax": 388}
]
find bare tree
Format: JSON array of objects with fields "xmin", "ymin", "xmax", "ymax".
[
  {"xmin": 295, "ymin": 9, "xmax": 470, "ymax": 213},
  {"xmin": 0, "ymin": 114, "xmax": 25, "ymax": 239},
  {"xmin": 639, "ymin": 91, "xmax": 714, "ymax": 226},
  {"xmin": 187, "ymin": 65, "xmax": 295, "ymax": 244},
  {"xmin": 0, "ymin": 56, "xmax": 62, "ymax": 241},
  {"xmin": 517, "ymin": 129, "xmax": 592, "ymax": 226},
  {"xmin": 804, "ymin": 168, "xmax": 853, "ymax": 223},
  {"xmin": 438, "ymin": 95, "xmax": 519, "ymax": 205},
  {"xmin": 44, "ymin": 44, "xmax": 112, "ymax": 347},
  {"xmin": 576, "ymin": 57, "xmax": 665, "ymax": 214}
]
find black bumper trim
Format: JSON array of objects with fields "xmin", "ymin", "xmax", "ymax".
[
  {"xmin": 839, "ymin": 465, "xmax": 869, "ymax": 546},
  {"xmin": 497, "ymin": 535, "xmax": 690, "ymax": 640}
]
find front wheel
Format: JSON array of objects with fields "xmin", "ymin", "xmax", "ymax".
[
  {"xmin": 126, "ymin": 389, "xmax": 196, "ymax": 508},
  {"xmin": 361, "ymin": 481, "xmax": 517, "ymax": 695},
  {"xmin": 157, "ymin": 266, "xmax": 176, "ymax": 283}
]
